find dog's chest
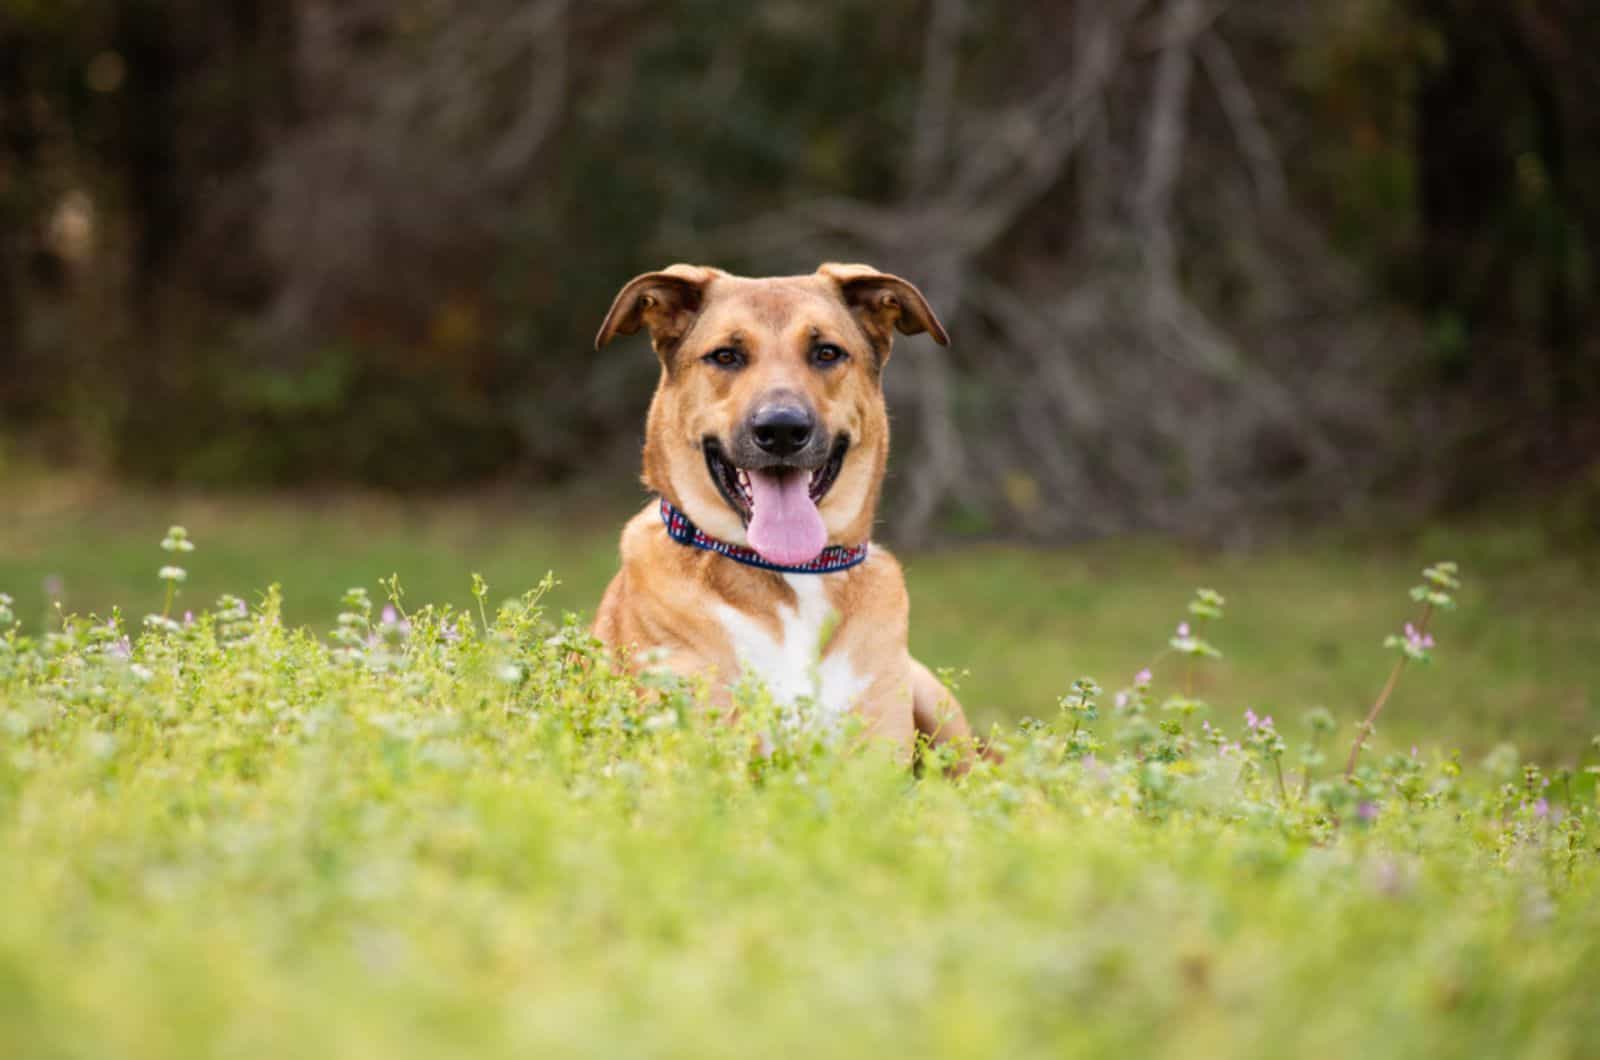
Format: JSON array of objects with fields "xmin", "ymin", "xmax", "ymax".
[{"xmin": 714, "ymin": 575, "xmax": 869, "ymax": 720}]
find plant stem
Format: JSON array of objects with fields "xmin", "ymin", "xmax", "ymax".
[
  {"xmin": 1184, "ymin": 617, "xmax": 1201, "ymax": 700},
  {"xmin": 1272, "ymin": 755, "xmax": 1288, "ymax": 803},
  {"xmin": 1345, "ymin": 604, "xmax": 1433, "ymax": 779},
  {"xmin": 1300, "ymin": 734, "xmax": 1321, "ymax": 798},
  {"xmin": 162, "ymin": 581, "xmax": 175, "ymax": 621}
]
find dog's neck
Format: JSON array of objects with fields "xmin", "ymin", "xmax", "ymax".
[{"xmin": 656, "ymin": 497, "xmax": 869, "ymax": 575}]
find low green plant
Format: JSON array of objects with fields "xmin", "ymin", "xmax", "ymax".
[
  {"xmin": 1346, "ymin": 561, "xmax": 1461, "ymax": 777},
  {"xmin": 0, "ymin": 535, "xmax": 1594, "ymax": 1059}
]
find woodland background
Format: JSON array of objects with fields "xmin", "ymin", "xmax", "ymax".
[{"xmin": 2, "ymin": 0, "xmax": 1597, "ymax": 541}]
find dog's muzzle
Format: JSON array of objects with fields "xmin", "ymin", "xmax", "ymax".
[{"xmin": 729, "ymin": 395, "xmax": 830, "ymax": 471}]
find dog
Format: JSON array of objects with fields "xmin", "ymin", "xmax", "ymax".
[{"xmin": 592, "ymin": 263, "xmax": 978, "ymax": 761}]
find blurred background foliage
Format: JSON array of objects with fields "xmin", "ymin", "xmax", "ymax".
[{"xmin": 1, "ymin": 0, "xmax": 1597, "ymax": 539}]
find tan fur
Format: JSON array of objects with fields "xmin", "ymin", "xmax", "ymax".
[{"xmin": 593, "ymin": 263, "xmax": 978, "ymax": 762}]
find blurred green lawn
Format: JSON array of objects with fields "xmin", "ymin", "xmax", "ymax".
[{"xmin": 2, "ymin": 471, "xmax": 1595, "ymax": 760}]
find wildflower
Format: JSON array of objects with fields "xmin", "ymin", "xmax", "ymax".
[
  {"xmin": 1114, "ymin": 691, "xmax": 1128, "ymax": 710},
  {"xmin": 158, "ymin": 566, "xmax": 187, "ymax": 583},
  {"xmin": 1134, "ymin": 668, "xmax": 1152, "ymax": 688},
  {"xmin": 1403, "ymin": 623, "xmax": 1434, "ymax": 652},
  {"xmin": 183, "ymin": 611, "xmax": 195, "ymax": 627},
  {"xmin": 160, "ymin": 525, "xmax": 195, "ymax": 553},
  {"xmin": 1357, "ymin": 801, "xmax": 1379, "ymax": 821},
  {"xmin": 1245, "ymin": 709, "xmax": 1259, "ymax": 729},
  {"xmin": 1177, "ymin": 622, "xmax": 1190, "ymax": 638},
  {"xmin": 376, "ymin": 604, "xmax": 412, "ymax": 642},
  {"xmin": 1533, "ymin": 798, "xmax": 1550, "ymax": 819}
]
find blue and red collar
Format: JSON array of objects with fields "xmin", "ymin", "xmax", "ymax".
[{"xmin": 658, "ymin": 497, "xmax": 868, "ymax": 575}]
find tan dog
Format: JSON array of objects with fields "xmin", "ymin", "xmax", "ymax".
[{"xmin": 592, "ymin": 263, "xmax": 976, "ymax": 759}]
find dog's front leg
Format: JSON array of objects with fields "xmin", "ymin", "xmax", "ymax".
[
  {"xmin": 909, "ymin": 656, "xmax": 1001, "ymax": 772},
  {"xmin": 909, "ymin": 657, "xmax": 974, "ymax": 745}
]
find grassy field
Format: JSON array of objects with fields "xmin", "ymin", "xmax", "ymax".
[
  {"xmin": 2, "ymin": 471, "xmax": 1595, "ymax": 758},
  {"xmin": 0, "ymin": 485, "xmax": 1596, "ymax": 1058}
]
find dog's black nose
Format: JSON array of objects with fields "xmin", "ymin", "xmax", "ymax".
[{"xmin": 749, "ymin": 404, "xmax": 815, "ymax": 458}]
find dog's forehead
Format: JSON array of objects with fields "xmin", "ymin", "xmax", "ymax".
[{"xmin": 699, "ymin": 274, "xmax": 852, "ymax": 337}]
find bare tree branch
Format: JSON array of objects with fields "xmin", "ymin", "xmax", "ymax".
[{"xmin": 1199, "ymin": 28, "xmax": 1287, "ymax": 214}]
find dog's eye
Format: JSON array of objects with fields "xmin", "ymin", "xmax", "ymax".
[
  {"xmin": 812, "ymin": 343, "xmax": 848, "ymax": 367},
  {"xmin": 703, "ymin": 347, "xmax": 745, "ymax": 369}
]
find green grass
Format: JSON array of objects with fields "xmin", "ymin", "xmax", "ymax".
[
  {"xmin": 1, "ymin": 537, "xmax": 1596, "ymax": 1059},
  {"xmin": 2, "ymin": 473, "xmax": 1595, "ymax": 758}
]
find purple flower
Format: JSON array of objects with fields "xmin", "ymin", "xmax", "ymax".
[
  {"xmin": 1134, "ymin": 668, "xmax": 1152, "ymax": 687},
  {"xmin": 108, "ymin": 636, "xmax": 132, "ymax": 661},
  {"xmin": 1402, "ymin": 623, "xmax": 1435, "ymax": 653},
  {"xmin": 1244, "ymin": 709, "xmax": 1259, "ymax": 729},
  {"xmin": 183, "ymin": 610, "xmax": 194, "ymax": 627},
  {"xmin": 1357, "ymin": 801, "xmax": 1379, "ymax": 821},
  {"xmin": 1177, "ymin": 622, "xmax": 1191, "ymax": 638},
  {"xmin": 441, "ymin": 620, "xmax": 462, "ymax": 644},
  {"xmin": 377, "ymin": 604, "xmax": 411, "ymax": 639},
  {"xmin": 1114, "ymin": 691, "xmax": 1128, "ymax": 710},
  {"xmin": 1533, "ymin": 798, "xmax": 1550, "ymax": 819}
]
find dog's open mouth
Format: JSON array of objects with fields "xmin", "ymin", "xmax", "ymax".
[{"xmin": 704, "ymin": 436, "xmax": 847, "ymax": 566}]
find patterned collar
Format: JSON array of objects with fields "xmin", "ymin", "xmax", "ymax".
[{"xmin": 658, "ymin": 497, "xmax": 869, "ymax": 575}]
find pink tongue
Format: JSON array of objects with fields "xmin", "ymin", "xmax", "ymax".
[{"xmin": 746, "ymin": 468, "xmax": 828, "ymax": 566}]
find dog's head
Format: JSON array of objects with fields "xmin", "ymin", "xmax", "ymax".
[{"xmin": 596, "ymin": 263, "xmax": 946, "ymax": 566}]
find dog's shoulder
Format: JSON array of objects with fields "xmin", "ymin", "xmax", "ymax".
[{"xmin": 839, "ymin": 544, "xmax": 909, "ymax": 620}]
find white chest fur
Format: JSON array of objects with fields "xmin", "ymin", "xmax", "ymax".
[{"xmin": 714, "ymin": 574, "xmax": 870, "ymax": 723}]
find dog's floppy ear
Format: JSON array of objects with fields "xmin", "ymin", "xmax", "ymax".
[
  {"xmin": 817, "ymin": 262, "xmax": 949, "ymax": 361},
  {"xmin": 594, "ymin": 264, "xmax": 724, "ymax": 354}
]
